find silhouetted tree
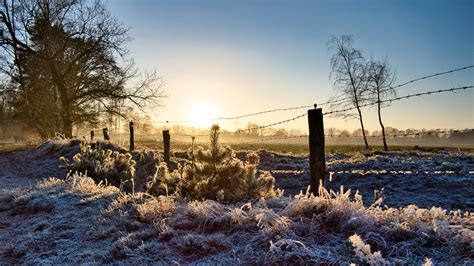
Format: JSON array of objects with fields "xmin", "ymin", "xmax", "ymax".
[
  {"xmin": 273, "ymin": 128, "xmax": 288, "ymax": 137},
  {"xmin": 0, "ymin": 84, "xmax": 11, "ymax": 137},
  {"xmin": 325, "ymin": 127, "xmax": 338, "ymax": 137},
  {"xmin": 289, "ymin": 129, "xmax": 302, "ymax": 136},
  {"xmin": 366, "ymin": 58, "xmax": 396, "ymax": 151},
  {"xmin": 0, "ymin": 0, "xmax": 164, "ymax": 139},
  {"xmin": 328, "ymin": 35, "xmax": 370, "ymax": 149},
  {"xmin": 339, "ymin": 129, "xmax": 350, "ymax": 137},
  {"xmin": 245, "ymin": 123, "xmax": 261, "ymax": 136}
]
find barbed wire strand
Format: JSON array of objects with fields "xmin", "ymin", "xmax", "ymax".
[
  {"xmin": 299, "ymin": 65, "xmax": 474, "ymax": 108},
  {"xmin": 169, "ymin": 112, "xmax": 308, "ymax": 138},
  {"xmin": 324, "ymin": 85, "xmax": 473, "ymax": 116},
  {"xmin": 392, "ymin": 65, "xmax": 474, "ymax": 90},
  {"xmin": 233, "ymin": 128, "xmax": 473, "ymax": 144},
  {"xmin": 153, "ymin": 65, "xmax": 474, "ymax": 124},
  {"xmin": 326, "ymin": 65, "xmax": 474, "ymax": 107},
  {"xmin": 168, "ymin": 86, "xmax": 473, "ymax": 140},
  {"xmin": 158, "ymin": 86, "xmax": 472, "ymax": 141},
  {"xmin": 151, "ymin": 105, "xmax": 315, "ymax": 125}
]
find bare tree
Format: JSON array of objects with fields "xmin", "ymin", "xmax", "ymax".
[
  {"xmin": 325, "ymin": 127, "xmax": 339, "ymax": 137},
  {"xmin": 0, "ymin": 0, "xmax": 164, "ymax": 139},
  {"xmin": 0, "ymin": 85, "xmax": 8, "ymax": 137},
  {"xmin": 366, "ymin": 58, "xmax": 396, "ymax": 151},
  {"xmin": 328, "ymin": 35, "xmax": 370, "ymax": 149}
]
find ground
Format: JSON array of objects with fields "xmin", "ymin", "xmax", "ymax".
[
  {"xmin": 0, "ymin": 141, "xmax": 472, "ymax": 264},
  {"xmin": 255, "ymin": 150, "xmax": 474, "ymax": 211}
]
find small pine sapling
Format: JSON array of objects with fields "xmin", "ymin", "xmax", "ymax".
[{"xmin": 179, "ymin": 124, "xmax": 281, "ymax": 201}]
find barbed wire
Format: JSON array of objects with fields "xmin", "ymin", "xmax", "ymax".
[
  {"xmin": 314, "ymin": 65, "xmax": 474, "ymax": 109},
  {"xmin": 217, "ymin": 105, "xmax": 314, "ymax": 120},
  {"xmin": 392, "ymin": 65, "xmax": 474, "ymax": 90},
  {"xmin": 230, "ymin": 112, "xmax": 307, "ymax": 133},
  {"xmin": 151, "ymin": 104, "xmax": 317, "ymax": 125},
  {"xmin": 324, "ymin": 85, "xmax": 473, "ymax": 116},
  {"xmin": 169, "ymin": 112, "xmax": 308, "ymax": 138},
  {"xmin": 152, "ymin": 65, "xmax": 473, "ymax": 125},
  {"xmin": 327, "ymin": 128, "xmax": 473, "ymax": 139},
  {"xmin": 326, "ymin": 65, "xmax": 474, "ymax": 107},
  {"xmin": 237, "ymin": 134, "xmax": 309, "ymax": 144},
  {"xmin": 165, "ymin": 86, "xmax": 472, "ymax": 139},
  {"xmin": 225, "ymin": 128, "xmax": 474, "ymax": 144},
  {"xmin": 170, "ymin": 137, "xmax": 195, "ymax": 144},
  {"xmin": 139, "ymin": 86, "xmax": 472, "ymax": 144}
]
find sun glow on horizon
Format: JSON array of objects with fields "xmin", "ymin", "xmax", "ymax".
[{"xmin": 189, "ymin": 102, "xmax": 218, "ymax": 128}]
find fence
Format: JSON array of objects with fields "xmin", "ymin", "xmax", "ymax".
[{"xmin": 84, "ymin": 65, "xmax": 474, "ymax": 195}]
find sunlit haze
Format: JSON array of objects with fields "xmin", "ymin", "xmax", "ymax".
[
  {"xmin": 107, "ymin": 0, "xmax": 474, "ymax": 133},
  {"xmin": 189, "ymin": 102, "xmax": 218, "ymax": 128}
]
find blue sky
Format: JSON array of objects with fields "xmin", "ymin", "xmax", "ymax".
[{"xmin": 107, "ymin": 0, "xmax": 473, "ymax": 132}]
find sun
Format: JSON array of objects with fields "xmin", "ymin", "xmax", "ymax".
[{"xmin": 189, "ymin": 102, "xmax": 217, "ymax": 128}]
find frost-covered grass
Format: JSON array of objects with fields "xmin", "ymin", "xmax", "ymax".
[
  {"xmin": 0, "ymin": 172, "xmax": 472, "ymax": 264},
  {"xmin": 258, "ymin": 149, "xmax": 474, "ymax": 211},
  {"xmin": 0, "ymin": 140, "xmax": 473, "ymax": 264},
  {"xmin": 135, "ymin": 138, "xmax": 474, "ymax": 156}
]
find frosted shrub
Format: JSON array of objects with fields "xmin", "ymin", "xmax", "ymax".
[
  {"xmin": 136, "ymin": 195, "xmax": 176, "ymax": 224},
  {"xmin": 349, "ymin": 234, "xmax": 387, "ymax": 265},
  {"xmin": 145, "ymin": 162, "xmax": 181, "ymax": 196},
  {"xmin": 178, "ymin": 124, "xmax": 281, "ymax": 201},
  {"xmin": 254, "ymin": 207, "xmax": 291, "ymax": 236},
  {"xmin": 60, "ymin": 142, "xmax": 136, "ymax": 192},
  {"xmin": 144, "ymin": 125, "xmax": 280, "ymax": 201}
]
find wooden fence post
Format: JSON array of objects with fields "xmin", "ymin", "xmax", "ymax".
[
  {"xmin": 129, "ymin": 121, "xmax": 135, "ymax": 151},
  {"xmin": 90, "ymin": 130, "xmax": 94, "ymax": 142},
  {"xmin": 163, "ymin": 130, "xmax": 170, "ymax": 167},
  {"xmin": 308, "ymin": 107, "xmax": 326, "ymax": 195},
  {"xmin": 102, "ymin": 128, "xmax": 110, "ymax": 141}
]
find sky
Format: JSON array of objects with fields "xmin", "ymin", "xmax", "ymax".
[{"xmin": 106, "ymin": 0, "xmax": 473, "ymax": 133}]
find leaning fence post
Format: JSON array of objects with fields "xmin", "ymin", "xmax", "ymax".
[
  {"xmin": 308, "ymin": 106, "xmax": 326, "ymax": 195},
  {"xmin": 129, "ymin": 121, "xmax": 135, "ymax": 151},
  {"xmin": 103, "ymin": 128, "xmax": 110, "ymax": 141},
  {"xmin": 90, "ymin": 130, "xmax": 94, "ymax": 142},
  {"xmin": 163, "ymin": 130, "xmax": 170, "ymax": 167}
]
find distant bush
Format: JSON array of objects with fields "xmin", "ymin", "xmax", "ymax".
[
  {"xmin": 60, "ymin": 142, "xmax": 136, "ymax": 192},
  {"xmin": 146, "ymin": 125, "xmax": 281, "ymax": 202}
]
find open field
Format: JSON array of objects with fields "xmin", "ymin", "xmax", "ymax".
[
  {"xmin": 132, "ymin": 137, "xmax": 474, "ymax": 155},
  {"xmin": 4, "ymin": 139, "xmax": 473, "ymax": 156},
  {"xmin": 0, "ymin": 140, "xmax": 473, "ymax": 264}
]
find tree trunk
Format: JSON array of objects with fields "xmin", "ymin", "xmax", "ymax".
[
  {"xmin": 357, "ymin": 107, "xmax": 370, "ymax": 149},
  {"xmin": 62, "ymin": 116, "xmax": 73, "ymax": 138},
  {"xmin": 377, "ymin": 91, "xmax": 388, "ymax": 151},
  {"xmin": 0, "ymin": 112, "xmax": 5, "ymax": 138},
  {"xmin": 49, "ymin": 62, "xmax": 73, "ymax": 138},
  {"xmin": 346, "ymin": 62, "xmax": 369, "ymax": 150}
]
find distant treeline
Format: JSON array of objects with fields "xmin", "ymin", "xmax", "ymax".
[{"xmin": 2, "ymin": 116, "xmax": 472, "ymax": 145}]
